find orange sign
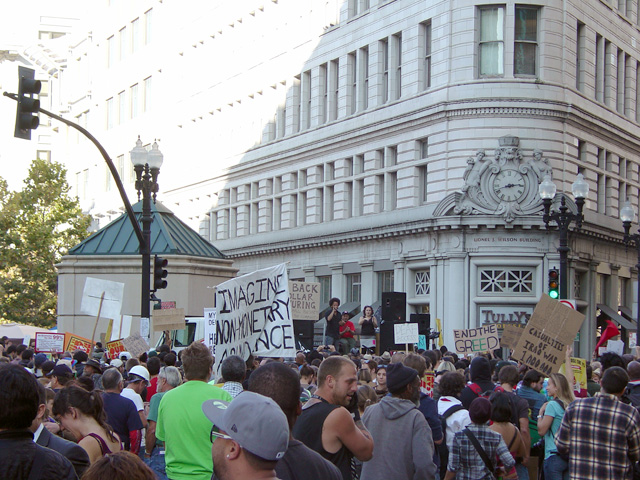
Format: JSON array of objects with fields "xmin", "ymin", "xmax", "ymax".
[
  {"xmin": 420, "ymin": 371, "xmax": 435, "ymax": 398},
  {"xmin": 106, "ymin": 339, "xmax": 126, "ymax": 359},
  {"xmin": 64, "ymin": 333, "xmax": 93, "ymax": 354}
]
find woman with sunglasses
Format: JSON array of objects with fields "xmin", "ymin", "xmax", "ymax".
[{"xmin": 53, "ymin": 385, "xmax": 122, "ymax": 463}]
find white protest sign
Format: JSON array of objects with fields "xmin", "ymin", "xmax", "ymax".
[
  {"xmin": 453, "ymin": 324, "xmax": 500, "ymax": 354},
  {"xmin": 394, "ymin": 323, "xmax": 419, "ymax": 344},
  {"xmin": 606, "ymin": 339, "xmax": 624, "ymax": 355},
  {"xmin": 288, "ymin": 281, "xmax": 321, "ymax": 320},
  {"xmin": 214, "ymin": 263, "xmax": 296, "ymax": 377},
  {"xmin": 35, "ymin": 332, "xmax": 65, "ymax": 353},
  {"xmin": 204, "ymin": 308, "xmax": 217, "ymax": 357},
  {"xmin": 140, "ymin": 318, "xmax": 150, "ymax": 338},
  {"xmin": 80, "ymin": 277, "xmax": 125, "ymax": 320}
]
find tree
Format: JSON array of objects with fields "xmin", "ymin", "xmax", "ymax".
[{"xmin": 0, "ymin": 159, "xmax": 92, "ymax": 327}]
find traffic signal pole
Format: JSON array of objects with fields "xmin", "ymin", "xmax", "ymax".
[{"xmin": 3, "ymin": 90, "xmax": 149, "ymax": 318}]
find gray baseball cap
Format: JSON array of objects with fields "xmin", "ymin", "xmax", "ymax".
[{"xmin": 202, "ymin": 391, "xmax": 289, "ymax": 461}]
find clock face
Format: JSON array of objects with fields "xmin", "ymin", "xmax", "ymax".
[{"xmin": 493, "ymin": 169, "xmax": 525, "ymax": 202}]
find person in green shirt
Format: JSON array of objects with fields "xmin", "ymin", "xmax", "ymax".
[{"xmin": 156, "ymin": 343, "xmax": 232, "ymax": 480}]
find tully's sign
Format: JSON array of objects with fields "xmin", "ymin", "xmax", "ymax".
[{"xmin": 479, "ymin": 306, "xmax": 533, "ymax": 332}]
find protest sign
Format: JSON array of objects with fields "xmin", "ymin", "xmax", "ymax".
[
  {"xmin": 394, "ymin": 323, "xmax": 419, "ymax": 344},
  {"xmin": 606, "ymin": 339, "xmax": 624, "ymax": 355},
  {"xmin": 288, "ymin": 281, "xmax": 321, "ymax": 320},
  {"xmin": 453, "ymin": 324, "xmax": 499, "ymax": 354},
  {"xmin": 106, "ymin": 339, "xmax": 126, "ymax": 359},
  {"xmin": 111, "ymin": 315, "xmax": 132, "ymax": 341},
  {"xmin": 140, "ymin": 318, "xmax": 150, "ymax": 338},
  {"xmin": 214, "ymin": 263, "xmax": 296, "ymax": 377},
  {"xmin": 204, "ymin": 308, "xmax": 216, "ymax": 356},
  {"xmin": 560, "ymin": 357, "xmax": 587, "ymax": 392},
  {"xmin": 80, "ymin": 277, "xmax": 124, "ymax": 320},
  {"xmin": 417, "ymin": 335, "xmax": 427, "ymax": 350},
  {"xmin": 122, "ymin": 333, "xmax": 150, "ymax": 359},
  {"xmin": 512, "ymin": 295, "xmax": 585, "ymax": 376},
  {"xmin": 35, "ymin": 332, "xmax": 65, "ymax": 353},
  {"xmin": 420, "ymin": 371, "xmax": 435, "ymax": 398},
  {"xmin": 500, "ymin": 323, "xmax": 526, "ymax": 349},
  {"xmin": 152, "ymin": 308, "xmax": 186, "ymax": 332},
  {"xmin": 64, "ymin": 333, "xmax": 93, "ymax": 354}
]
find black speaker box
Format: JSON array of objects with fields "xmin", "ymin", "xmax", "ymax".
[
  {"xmin": 381, "ymin": 292, "xmax": 406, "ymax": 323},
  {"xmin": 410, "ymin": 313, "xmax": 431, "ymax": 335},
  {"xmin": 293, "ymin": 320, "xmax": 314, "ymax": 350}
]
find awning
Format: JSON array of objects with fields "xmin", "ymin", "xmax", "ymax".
[{"xmin": 597, "ymin": 304, "xmax": 636, "ymax": 331}]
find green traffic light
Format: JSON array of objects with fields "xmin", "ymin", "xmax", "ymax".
[{"xmin": 549, "ymin": 290, "xmax": 559, "ymax": 299}]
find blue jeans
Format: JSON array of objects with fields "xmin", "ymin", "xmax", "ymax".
[
  {"xmin": 515, "ymin": 462, "xmax": 529, "ymax": 480},
  {"xmin": 325, "ymin": 335, "xmax": 337, "ymax": 348},
  {"xmin": 143, "ymin": 446, "xmax": 168, "ymax": 480},
  {"xmin": 544, "ymin": 454, "xmax": 569, "ymax": 480}
]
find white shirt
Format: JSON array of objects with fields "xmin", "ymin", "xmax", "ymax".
[
  {"xmin": 121, "ymin": 387, "xmax": 144, "ymax": 411},
  {"xmin": 33, "ymin": 423, "xmax": 44, "ymax": 443},
  {"xmin": 437, "ymin": 395, "xmax": 472, "ymax": 451}
]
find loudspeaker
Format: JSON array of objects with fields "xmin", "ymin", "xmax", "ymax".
[
  {"xmin": 293, "ymin": 321, "xmax": 314, "ymax": 350},
  {"xmin": 381, "ymin": 292, "xmax": 406, "ymax": 323},
  {"xmin": 410, "ymin": 313, "xmax": 431, "ymax": 335}
]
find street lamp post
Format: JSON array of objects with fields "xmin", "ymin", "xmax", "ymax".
[
  {"xmin": 539, "ymin": 174, "xmax": 589, "ymax": 299},
  {"xmin": 620, "ymin": 200, "xmax": 640, "ymax": 345},
  {"xmin": 130, "ymin": 137, "xmax": 164, "ymax": 321}
]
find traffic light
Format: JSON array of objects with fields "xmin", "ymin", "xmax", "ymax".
[
  {"xmin": 548, "ymin": 268, "xmax": 559, "ymax": 299},
  {"xmin": 153, "ymin": 255, "xmax": 168, "ymax": 290},
  {"xmin": 14, "ymin": 66, "xmax": 41, "ymax": 140}
]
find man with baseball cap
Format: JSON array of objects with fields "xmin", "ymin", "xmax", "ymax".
[
  {"xmin": 47, "ymin": 364, "xmax": 74, "ymax": 391},
  {"xmin": 202, "ymin": 391, "xmax": 289, "ymax": 480},
  {"xmin": 361, "ymin": 362, "xmax": 437, "ymax": 480}
]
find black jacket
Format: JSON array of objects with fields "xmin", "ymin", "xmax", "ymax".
[
  {"xmin": 0, "ymin": 429, "xmax": 77, "ymax": 480},
  {"xmin": 36, "ymin": 426, "xmax": 90, "ymax": 478}
]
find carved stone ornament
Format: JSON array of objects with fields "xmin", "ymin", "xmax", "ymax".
[{"xmin": 454, "ymin": 136, "xmax": 551, "ymax": 223}]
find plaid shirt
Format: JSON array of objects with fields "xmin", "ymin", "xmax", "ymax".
[
  {"xmin": 556, "ymin": 393, "xmax": 640, "ymax": 480},
  {"xmin": 448, "ymin": 423, "xmax": 515, "ymax": 480}
]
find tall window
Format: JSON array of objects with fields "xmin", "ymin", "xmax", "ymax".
[
  {"xmin": 107, "ymin": 36, "xmax": 115, "ymax": 67},
  {"xmin": 116, "ymin": 155, "xmax": 125, "ymax": 183},
  {"xmin": 318, "ymin": 276, "xmax": 332, "ymax": 306},
  {"xmin": 119, "ymin": 27, "xmax": 127, "ymax": 61},
  {"xmin": 330, "ymin": 59, "xmax": 339, "ymax": 121},
  {"xmin": 381, "ymin": 38, "xmax": 389, "ymax": 103},
  {"xmin": 143, "ymin": 76, "xmax": 152, "ymax": 113},
  {"xmin": 130, "ymin": 84, "xmax": 139, "ymax": 119},
  {"xmin": 377, "ymin": 271, "xmax": 394, "ymax": 300},
  {"xmin": 576, "ymin": 22, "xmax": 586, "ymax": 91},
  {"xmin": 422, "ymin": 21, "xmax": 432, "ymax": 89},
  {"xmin": 360, "ymin": 46, "xmax": 369, "ymax": 110},
  {"xmin": 514, "ymin": 6, "xmax": 537, "ymax": 76},
  {"xmin": 349, "ymin": 51, "xmax": 357, "ymax": 114},
  {"xmin": 131, "ymin": 18, "xmax": 140, "ymax": 53},
  {"xmin": 479, "ymin": 6, "xmax": 505, "ymax": 76},
  {"xmin": 302, "ymin": 70, "xmax": 311, "ymax": 129},
  {"xmin": 106, "ymin": 97, "xmax": 114, "ymax": 129},
  {"xmin": 144, "ymin": 9, "xmax": 153, "ymax": 45},
  {"xmin": 118, "ymin": 91, "xmax": 125, "ymax": 125},
  {"xmin": 393, "ymin": 33, "xmax": 402, "ymax": 100},
  {"xmin": 346, "ymin": 273, "xmax": 362, "ymax": 303},
  {"xmin": 320, "ymin": 63, "xmax": 328, "ymax": 124}
]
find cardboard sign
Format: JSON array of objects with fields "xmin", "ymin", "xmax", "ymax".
[
  {"xmin": 500, "ymin": 323, "xmax": 526, "ymax": 349},
  {"xmin": 214, "ymin": 263, "xmax": 296, "ymax": 377},
  {"xmin": 394, "ymin": 323, "xmax": 419, "ymax": 344},
  {"xmin": 122, "ymin": 333, "xmax": 150, "ymax": 359},
  {"xmin": 35, "ymin": 333, "xmax": 65, "ymax": 353},
  {"xmin": 204, "ymin": 308, "xmax": 217, "ymax": 357},
  {"xmin": 64, "ymin": 333, "xmax": 93, "ymax": 354},
  {"xmin": 111, "ymin": 315, "xmax": 132, "ymax": 341},
  {"xmin": 560, "ymin": 357, "xmax": 587, "ymax": 392},
  {"xmin": 80, "ymin": 277, "xmax": 125, "ymax": 320},
  {"xmin": 453, "ymin": 324, "xmax": 499, "ymax": 354},
  {"xmin": 512, "ymin": 295, "xmax": 586, "ymax": 376},
  {"xmin": 288, "ymin": 281, "xmax": 321, "ymax": 320},
  {"xmin": 153, "ymin": 308, "xmax": 186, "ymax": 332},
  {"xmin": 106, "ymin": 339, "xmax": 126, "ymax": 359}
]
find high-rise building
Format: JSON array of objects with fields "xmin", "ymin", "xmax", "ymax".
[{"xmin": 45, "ymin": 0, "xmax": 640, "ymax": 354}]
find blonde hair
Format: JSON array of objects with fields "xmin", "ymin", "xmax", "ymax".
[
  {"xmin": 548, "ymin": 373, "xmax": 575, "ymax": 406},
  {"xmin": 437, "ymin": 361, "xmax": 456, "ymax": 374}
]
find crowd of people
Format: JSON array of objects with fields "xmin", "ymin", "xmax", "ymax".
[{"xmin": 2, "ymin": 330, "xmax": 640, "ymax": 480}]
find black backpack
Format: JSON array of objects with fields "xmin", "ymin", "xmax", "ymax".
[{"xmin": 437, "ymin": 404, "xmax": 466, "ymax": 479}]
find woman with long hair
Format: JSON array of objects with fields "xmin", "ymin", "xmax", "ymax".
[
  {"xmin": 53, "ymin": 385, "xmax": 122, "ymax": 463},
  {"xmin": 358, "ymin": 306, "xmax": 377, "ymax": 354},
  {"xmin": 537, "ymin": 373, "xmax": 575, "ymax": 480}
]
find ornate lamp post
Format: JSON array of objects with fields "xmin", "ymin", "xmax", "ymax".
[
  {"xmin": 620, "ymin": 200, "xmax": 640, "ymax": 344},
  {"xmin": 539, "ymin": 174, "xmax": 589, "ymax": 299},
  {"xmin": 130, "ymin": 137, "xmax": 164, "ymax": 321}
]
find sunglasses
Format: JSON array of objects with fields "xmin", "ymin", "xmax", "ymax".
[{"xmin": 210, "ymin": 425, "xmax": 233, "ymax": 443}]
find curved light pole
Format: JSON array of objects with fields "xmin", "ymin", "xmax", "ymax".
[
  {"xmin": 130, "ymin": 137, "xmax": 164, "ymax": 321},
  {"xmin": 621, "ymin": 200, "xmax": 640, "ymax": 345},
  {"xmin": 539, "ymin": 174, "xmax": 589, "ymax": 299}
]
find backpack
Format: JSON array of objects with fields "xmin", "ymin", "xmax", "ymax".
[
  {"xmin": 469, "ymin": 383, "xmax": 519, "ymax": 427},
  {"xmin": 625, "ymin": 383, "xmax": 640, "ymax": 411},
  {"xmin": 437, "ymin": 404, "xmax": 466, "ymax": 479}
]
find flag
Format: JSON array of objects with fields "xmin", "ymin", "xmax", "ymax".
[{"xmin": 595, "ymin": 319, "xmax": 620, "ymax": 353}]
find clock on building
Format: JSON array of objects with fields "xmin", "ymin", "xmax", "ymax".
[{"xmin": 492, "ymin": 169, "xmax": 525, "ymax": 202}]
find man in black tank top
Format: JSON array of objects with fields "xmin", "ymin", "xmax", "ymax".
[{"xmin": 292, "ymin": 356, "xmax": 374, "ymax": 480}]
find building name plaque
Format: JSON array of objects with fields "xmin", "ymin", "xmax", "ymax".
[{"xmin": 472, "ymin": 236, "xmax": 543, "ymax": 246}]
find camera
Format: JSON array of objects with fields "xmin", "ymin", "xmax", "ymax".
[{"xmin": 427, "ymin": 328, "xmax": 440, "ymax": 340}]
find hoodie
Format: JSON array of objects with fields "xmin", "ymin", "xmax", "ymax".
[
  {"xmin": 361, "ymin": 396, "xmax": 437, "ymax": 480},
  {"xmin": 460, "ymin": 356, "xmax": 495, "ymax": 409}
]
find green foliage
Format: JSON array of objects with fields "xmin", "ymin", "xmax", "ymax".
[{"xmin": 0, "ymin": 159, "xmax": 92, "ymax": 328}]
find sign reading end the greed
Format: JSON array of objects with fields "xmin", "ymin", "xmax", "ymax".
[{"xmin": 453, "ymin": 324, "xmax": 499, "ymax": 354}]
